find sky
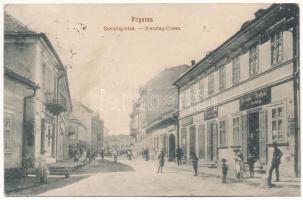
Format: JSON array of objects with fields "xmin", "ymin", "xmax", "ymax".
[{"xmin": 5, "ymin": 3, "xmax": 271, "ymax": 135}]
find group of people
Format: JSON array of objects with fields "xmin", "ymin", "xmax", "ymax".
[
  {"xmin": 155, "ymin": 141, "xmax": 282, "ymax": 187},
  {"xmin": 222, "ymin": 141, "xmax": 283, "ymax": 186}
]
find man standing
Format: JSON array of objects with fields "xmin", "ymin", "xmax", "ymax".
[
  {"xmin": 268, "ymin": 142, "xmax": 283, "ymax": 187},
  {"xmin": 176, "ymin": 146, "xmax": 183, "ymax": 166}
]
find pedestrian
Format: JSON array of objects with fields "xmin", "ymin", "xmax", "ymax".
[
  {"xmin": 221, "ymin": 158, "xmax": 228, "ymax": 183},
  {"xmin": 145, "ymin": 148, "xmax": 149, "ymax": 161},
  {"xmin": 267, "ymin": 142, "xmax": 283, "ymax": 187},
  {"xmin": 176, "ymin": 146, "xmax": 183, "ymax": 166},
  {"xmin": 101, "ymin": 149, "xmax": 105, "ymax": 161},
  {"xmin": 234, "ymin": 149, "xmax": 243, "ymax": 180},
  {"xmin": 113, "ymin": 148, "xmax": 118, "ymax": 163},
  {"xmin": 248, "ymin": 136, "xmax": 257, "ymax": 177},
  {"xmin": 191, "ymin": 152, "xmax": 199, "ymax": 176},
  {"xmin": 86, "ymin": 149, "xmax": 91, "ymax": 164},
  {"xmin": 157, "ymin": 150, "xmax": 165, "ymax": 173}
]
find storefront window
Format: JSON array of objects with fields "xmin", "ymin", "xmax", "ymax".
[
  {"xmin": 271, "ymin": 105, "xmax": 285, "ymax": 142},
  {"xmin": 219, "ymin": 119, "xmax": 227, "ymax": 146},
  {"xmin": 233, "ymin": 116, "xmax": 240, "ymax": 146}
]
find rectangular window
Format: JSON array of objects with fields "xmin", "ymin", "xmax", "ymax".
[
  {"xmin": 208, "ymin": 71, "xmax": 214, "ymax": 96},
  {"xmin": 219, "ymin": 65, "xmax": 226, "ymax": 91},
  {"xmin": 232, "ymin": 56, "xmax": 240, "ymax": 85},
  {"xmin": 219, "ymin": 119, "xmax": 227, "ymax": 146},
  {"xmin": 249, "ymin": 44, "xmax": 259, "ymax": 76},
  {"xmin": 271, "ymin": 32, "xmax": 283, "ymax": 65},
  {"xmin": 271, "ymin": 105, "xmax": 285, "ymax": 142},
  {"xmin": 4, "ymin": 113, "xmax": 13, "ymax": 152},
  {"xmin": 198, "ymin": 78, "xmax": 204, "ymax": 102},
  {"xmin": 190, "ymin": 85, "xmax": 196, "ymax": 106},
  {"xmin": 181, "ymin": 91, "xmax": 186, "ymax": 109},
  {"xmin": 232, "ymin": 116, "xmax": 240, "ymax": 146}
]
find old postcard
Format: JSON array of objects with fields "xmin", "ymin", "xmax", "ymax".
[{"xmin": 3, "ymin": 2, "xmax": 301, "ymax": 197}]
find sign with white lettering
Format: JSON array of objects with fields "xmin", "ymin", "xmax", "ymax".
[{"xmin": 239, "ymin": 87, "xmax": 271, "ymax": 111}]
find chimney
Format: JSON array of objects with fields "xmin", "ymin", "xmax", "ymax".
[{"xmin": 191, "ymin": 60, "xmax": 196, "ymax": 66}]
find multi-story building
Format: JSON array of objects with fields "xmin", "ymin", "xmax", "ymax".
[
  {"xmin": 130, "ymin": 65, "xmax": 190, "ymax": 160},
  {"xmin": 4, "ymin": 12, "xmax": 73, "ymax": 174},
  {"xmin": 68, "ymin": 101, "xmax": 104, "ymax": 152},
  {"xmin": 174, "ymin": 4, "xmax": 299, "ymax": 177}
]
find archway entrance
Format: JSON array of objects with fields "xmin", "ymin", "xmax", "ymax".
[{"xmin": 168, "ymin": 134, "xmax": 176, "ymax": 161}]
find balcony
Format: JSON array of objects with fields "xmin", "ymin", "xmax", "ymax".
[{"xmin": 45, "ymin": 92, "xmax": 67, "ymax": 115}]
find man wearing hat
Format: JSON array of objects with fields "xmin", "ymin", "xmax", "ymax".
[{"xmin": 267, "ymin": 142, "xmax": 283, "ymax": 186}]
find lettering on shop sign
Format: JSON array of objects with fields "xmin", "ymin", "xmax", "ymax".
[
  {"xmin": 204, "ymin": 106, "xmax": 218, "ymax": 120},
  {"xmin": 239, "ymin": 87, "xmax": 271, "ymax": 111},
  {"xmin": 182, "ymin": 116, "xmax": 193, "ymax": 127}
]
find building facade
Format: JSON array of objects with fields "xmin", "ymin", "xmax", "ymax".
[
  {"xmin": 4, "ymin": 12, "xmax": 73, "ymax": 172},
  {"xmin": 68, "ymin": 101, "xmax": 104, "ymax": 153},
  {"xmin": 104, "ymin": 135, "xmax": 134, "ymax": 150},
  {"xmin": 174, "ymin": 4, "xmax": 300, "ymax": 177},
  {"xmin": 130, "ymin": 65, "xmax": 190, "ymax": 160}
]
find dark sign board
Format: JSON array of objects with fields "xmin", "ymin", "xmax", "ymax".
[
  {"xmin": 240, "ymin": 87, "xmax": 271, "ymax": 111},
  {"xmin": 204, "ymin": 106, "xmax": 218, "ymax": 120}
]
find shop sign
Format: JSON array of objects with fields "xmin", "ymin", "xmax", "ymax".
[
  {"xmin": 182, "ymin": 116, "xmax": 193, "ymax": 127},
  {"xmin": 240, "ymin": 87, "xmax": 271, "ymax": 111},
  {"xmin": 204, "ymin": 106, "xmax": 218, "ymax": 120}
]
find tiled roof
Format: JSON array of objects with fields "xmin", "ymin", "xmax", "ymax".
[{"xmin": 4, "ymin": 12, "xmax": 36, "ymax": 34}]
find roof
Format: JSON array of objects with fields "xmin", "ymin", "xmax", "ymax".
[
  {"xmin": 4, "ymin": 11, "xmax": 73, "ymax": 110},
  {"xmin": 4, "ymin": 66, "xmax": 39, "ymax": 90},
  {"xmin": 141, "ymin": 64, "xmax": 190, "ymax": 91},
  {"xmin": 4, "ymin": 12, "xmax": 36, "ymax": 34}
]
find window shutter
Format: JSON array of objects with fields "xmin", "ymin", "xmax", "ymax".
[
  {"xmin": 241, "ymin": 114, "xmax": 248, "ymax": 162},
  {"xmin": 213, "ymin": 121, "xmax": 218, "ymax": 161},
  {"xmin": 207, "ymin": 122, "xmax": 212, "ymax": 161},
  {"xmin": 198, "ymin": 124, "xmax": 205, "ymax": 159},
  {"xmin": 259, "ymin": 110, "xmax": 268, "ymax": 164}
]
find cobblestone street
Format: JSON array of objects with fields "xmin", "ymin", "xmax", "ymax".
[{"xmin": 40, "ymin": 158, "xmax": 300, "ymax": 196}]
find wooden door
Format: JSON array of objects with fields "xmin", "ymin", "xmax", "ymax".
[{"xmin": 259, "ymin": 110, "xmax": 268, "ymax": 164}]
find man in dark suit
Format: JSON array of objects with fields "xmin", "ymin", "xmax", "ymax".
[{"xmin": 267, "ymin": 142, "xmax": 283, "ymax": 187}]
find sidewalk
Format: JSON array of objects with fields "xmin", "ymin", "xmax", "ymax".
[{"xmin": 166, "ymin": 161, "xmax": 301, "ymax": 189}]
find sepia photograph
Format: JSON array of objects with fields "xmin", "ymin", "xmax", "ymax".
[{"xmin": 2, "ymin": 2, "xmax": 301, "ymax": 197}]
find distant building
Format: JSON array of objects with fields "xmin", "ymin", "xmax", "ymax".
[
  {"xmin": 68, "ymin": 100, "xmax": 104, "ymax": 153},
  {"xmin": 104, "ymin": 135, "xmax": 134, "ymax": 150},
  {"xmin": 4, "ymin": 12, "xmax": 72, "ymax": 176},
  {"xmin": 130, "ymin": 64, "xmax": 190, "ymax": 160}
]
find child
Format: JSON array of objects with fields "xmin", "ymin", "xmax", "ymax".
[
  {"xmin": 221, "ymin": 158, "xmax": 228, "ymax": 183},
  {"xmin": 191, "ymin": 152, "xmax": 199, "ymax": 176}
]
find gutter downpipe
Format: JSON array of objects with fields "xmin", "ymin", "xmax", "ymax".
[{"xmin": 22, "ymin": 86, "xmax": 38, "ymax": 176}]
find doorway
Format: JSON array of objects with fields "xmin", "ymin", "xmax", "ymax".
[
  {"xmin": 207, "ymin": 121, "xmax": 217, "ymax": 161},
  {"xmin": 248, "ymin": 111, "xmax": 260, "ymax": 160},
  {"xmin": 168, "ymin": 134, "xmax": 176, "ymax": 161},
  {"xmin": 189, "ymin": 125, "xmax": 196, "ymax": 155}
]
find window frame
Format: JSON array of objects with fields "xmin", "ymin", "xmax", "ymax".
[
  {"xmin": 232, "ymin": 115, "xmax": 241, "ymax": 146},
  {"xmin": 270, "ymin": 102, "xmax": 287, "ymax": 143},
  {"xmin": 271, "ymin": 31, "xmax": 283, "ymax": 66},
  {"xmin": 4, "ymin": 112, "xmax": 14, "ymax": 153},
  {"xmin": 249, "ymin": 43, "xmax": 259, "ymax": 77},
  {"xmin": 219, "ymin": 64, "xmax": 226, "ymax": 91},
  {"xmin": 219, "ymin": 118, "xmax": 228, "ymax": 147},
  {"xmin": 208, "ymin": 71, "xmax": 215, "ymax": 96},
  {"xmin": 232, "ymin": 55, "xmax": 240, "ymax": 85}
]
